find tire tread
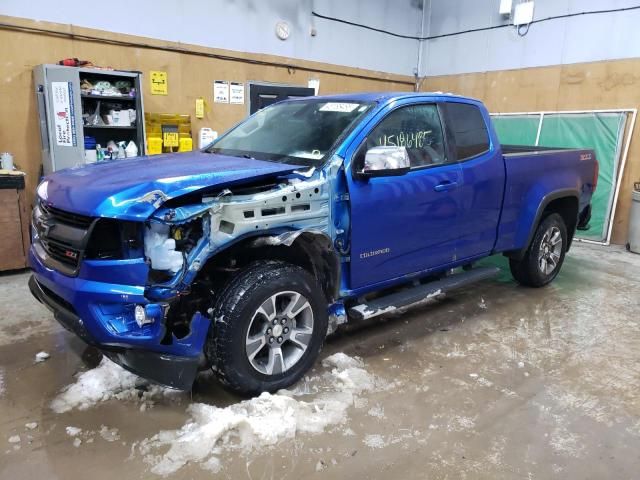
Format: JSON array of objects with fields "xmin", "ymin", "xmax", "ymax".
[{"xmin": 208, "ymin": 260, "xmax": 326, "ymax": 395}]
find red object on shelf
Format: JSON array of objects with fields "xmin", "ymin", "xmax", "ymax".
[{"xmin": 58, "ymin": 58, "xmax": 93, "ymax": 67}]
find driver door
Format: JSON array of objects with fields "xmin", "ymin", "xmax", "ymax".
[{"xmin": 346, "ymin": 102, "xmax": 463, "ymax": 290}]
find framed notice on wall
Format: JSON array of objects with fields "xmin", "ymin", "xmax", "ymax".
[
  {"xmin": 214, "ymin": 80, "xmax": 229, "ymax": 103},
  {"xmin": 51, "ymin": 81, "xmax": 77, "ymax": 147},
  {"xmin": 230, "ymin": 82, "xmax": 245, "ymax": 104}
]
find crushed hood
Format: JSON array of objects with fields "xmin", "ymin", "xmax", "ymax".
[{"xmin": 38, "ymin": 151, "xmax": 302, "ymax": 220}]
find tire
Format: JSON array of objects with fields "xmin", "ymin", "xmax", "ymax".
[
  {"xmin": 509, "ymin": 213, "xmax": 568, "ymax": 288},
  {"xmin": 206, "ymin": 261, "xmax": 328, "ymax": 396}
]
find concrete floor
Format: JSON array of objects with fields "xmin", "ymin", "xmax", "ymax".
[{"xmin": 1, "ymin": 243, "xmax": 639, "ymax": 479}]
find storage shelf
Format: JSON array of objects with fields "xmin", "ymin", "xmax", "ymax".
[
  {"xmin": 83, "ymin": 125, "xmax": 136, "ymax": 130},
  {"xmin": 81, "ymin": 93, "xmax": 136, "ymax": 101}
]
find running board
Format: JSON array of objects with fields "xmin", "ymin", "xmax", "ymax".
[{"xmin": 348, "ymin": 266, "xmax": 501, "ymax": 321}]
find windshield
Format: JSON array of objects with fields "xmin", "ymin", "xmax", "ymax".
[{"xmin": 207, "ymin": 99, "xmax": 374, "ymax": 167}]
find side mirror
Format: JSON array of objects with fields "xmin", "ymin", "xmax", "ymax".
[{"xmin": 355, "ymin": 146, "xmax": 411, "ymax": 178}]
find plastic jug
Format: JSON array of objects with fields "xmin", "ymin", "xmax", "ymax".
[{"xmin": 0, "ymin": 152, "xmax": 14, "ymax": 170}]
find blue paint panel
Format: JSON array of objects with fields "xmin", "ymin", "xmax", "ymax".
[
  {"xmin": 29, "ymin": 249, "xmax": 208, "ymax": 357},
  {"xmin": 453, "ymin": 100, "xmax": 506, "ymax": 259},
  {"xmin": 38, "ymin": 152, "xmax": 302, "ymax": 220},
  {"xmin": 494, "ymin": 150, "xmax": 595, "ymax": 252}
]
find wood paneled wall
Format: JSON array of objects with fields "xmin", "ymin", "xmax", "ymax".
[
  {"xmin": 423, "ymin": 60, "xmax": 640, "ymax": 244},
  {"xmin": 2, "ymin": 15, "xmax": 638, "ymax": 245},
  {"xmin": 0, "ymin": 15, "xmax": 413, "ymax": 208}
]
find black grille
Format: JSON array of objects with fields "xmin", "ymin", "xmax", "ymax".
[
  {"xmin": 34, "ymin": 202, "xmax": 142, "ymax": 275},
  {"xmin": 85, "ymin": 219, "xmax": 124, "ymax": 260},
  {"xmin": 40, "ymin": 203, "xmax": 93, "ymax": 229},
  {"xmin": 33, "ymin": 202, "xmax": 95, "ymax": 276},
  {"xmin": 40, "ymin": 238, "xmax": 81, "ymax": 269}
]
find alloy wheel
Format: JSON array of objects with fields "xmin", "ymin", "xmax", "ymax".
[
  {"xmin": 245, "ymin": 291, "xmax": 314, "ymax": 375},
  {"xmin": 538, "ymin": 225, "xmax": 563, "ymax": 275}
]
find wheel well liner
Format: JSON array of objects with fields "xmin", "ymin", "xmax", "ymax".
[{"xmin": 203, "ymin": 231, "xmax": 340, "ymax": 302}]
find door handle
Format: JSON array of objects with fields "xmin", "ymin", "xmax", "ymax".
[{"xmin": 434, "ymin": 181, "xmax": 458, "ymax": 192}]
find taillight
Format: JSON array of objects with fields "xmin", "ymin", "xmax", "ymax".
[{"xmin": 593, "ymin": 159, "xmax": 599, "ymax": 191}]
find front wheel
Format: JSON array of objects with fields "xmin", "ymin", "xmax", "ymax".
[
  {"xmin": 206, "ymin": 261, "xmax": 328, "ymax": 396},
  {"xmin": 509, "ymin": 213, "xmax": 568, "ymax": 287}
]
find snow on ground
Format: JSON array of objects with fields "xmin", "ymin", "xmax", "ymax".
[
  {"xmin": 136, "ymin": 353, "xmax": 377, "ymax": 476},
  {"xmin": 363, "ymin": 434, "xmax": 386, "ymax": 449},
  {"xmin": 0, "ymin": 367, "xmax": 4, "ymax": 397},
  {"xmin": 35, "ymin": 351, "xmax": 50, "ymax": 363},
  {"xmin": 51, "ymin": 357, "xmax": 179, "ymax": 413},
  {"xmin": 65, "ymin": 426, "xmax": 82, "ymax": 436}
]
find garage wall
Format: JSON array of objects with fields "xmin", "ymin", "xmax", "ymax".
[
  {"xmin": 416, "ymin": 1, "xmax": 640, "ymax": 245},
  {"xmin": 0, "ymin": 15, "xmax": 414, "ymax": 207},
  {"xmin": 421, "ymin": 59, "xmax": 640, "ymax": 245},
  {"xmin": 0, "ymin": 0, "xmax": 424, "ymax": 76},
  {"xmin": 421, "ymin": 0, "xmax": 640, "ymax": 76}
]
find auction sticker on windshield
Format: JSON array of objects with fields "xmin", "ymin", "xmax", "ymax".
[{"xmin": 319, "ymin": 102, "xmax": 360, "ymax": 113}]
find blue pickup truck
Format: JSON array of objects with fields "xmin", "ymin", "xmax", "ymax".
[{"xmin": 29, "ymin": 92, "xmax": 598, "ymax": 394}]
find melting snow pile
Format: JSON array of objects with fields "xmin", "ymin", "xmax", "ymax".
[
  {"xmin": 137, "ymin": 353, "xmax": 376, "ymax": 476},
  {"xmin": 35, "ymin": 351, "xmax": 50, "ymax": 363},
  {"xmin": 0, "ymin": 368, "xmax": 4, "ymax": 397},
  {"xmin": 51, "ymin": 357, "xmax": 179, "ymax": 413}
]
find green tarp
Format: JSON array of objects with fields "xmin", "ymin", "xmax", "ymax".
[{"xmin": 491, "ymin": 112, "xmax": 627, "ymax": 241}]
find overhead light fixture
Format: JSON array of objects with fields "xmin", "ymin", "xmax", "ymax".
[
  {"xmin": 499, "ymin": 0, "xmax": 512, "ymax": 16},
  {"xmin": 513, "ymin": 1, "xmax": 535, "ymax": 26}
]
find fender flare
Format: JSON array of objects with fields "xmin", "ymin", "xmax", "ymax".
[{"xmin": 508, "ymin": 188, "xmax": 580, "ymax": 260}]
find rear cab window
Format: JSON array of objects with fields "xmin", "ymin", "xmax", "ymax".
[{"xmin": 443, "ymin": 102, "xmax": 490, "ymax": 161}]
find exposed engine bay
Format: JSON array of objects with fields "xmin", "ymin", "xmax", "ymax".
[{"xmin": 140, "ymin": 160, "xmax": 348, "ymax": 341}]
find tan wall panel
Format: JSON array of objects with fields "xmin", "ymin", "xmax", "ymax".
[
  {"xmin": 423, "ymin": 59, "xmax": 640, "ymax": 245},
  {"xmin": 0, "ymin": 16, "xmax": 413, "ymax": 215}
]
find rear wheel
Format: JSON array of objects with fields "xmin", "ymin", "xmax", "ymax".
[
  {"xmin": 509, "ymin": 213, "xmax": 568, "ymax": 287},
  {"xmin": 206, "ymin": 261, "xmax": 327, "ymax": 396}
]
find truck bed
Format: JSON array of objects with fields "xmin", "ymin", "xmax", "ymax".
[{"xmin": 494, "ymin": 145, "xmax": 597, "ymax": 254}]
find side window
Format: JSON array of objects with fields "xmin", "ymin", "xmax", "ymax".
[
  {"xmin": 443, "ymin": 103, "xmax": 490, "ymax": 161},
  {"xmin": 365, "ymin": 104, "xmax": 447, "ymax": 168}
]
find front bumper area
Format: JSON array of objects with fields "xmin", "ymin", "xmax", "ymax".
[
  {"xmin": 28, "ymin": 245, "xmax": 211, "ymax": 390},
  {"xmin": 29, "ymin": 274, "xmax": 204, "ymax": 390}
]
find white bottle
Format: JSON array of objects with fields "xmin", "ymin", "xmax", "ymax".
[
  {"xmin": 1, "ymin": 152, "xmax": 14, "ymax": 170},
  {"xmin": 125, "ymin": 141, "xmax": 139, "ymax": 158},
  {"xmin": 117, "ymin": 141, "xmax": 127, "ymax": 159}
]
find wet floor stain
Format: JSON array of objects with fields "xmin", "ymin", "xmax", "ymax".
[{"xmin": 1, "ymin": 244, "xmax": 640, "ymax": 479}]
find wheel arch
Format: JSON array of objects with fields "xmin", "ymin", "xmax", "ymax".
[
  {"xmin": 505, "ymin": 189, "xmax": 579, "ymax": 260},
  {"xmin": 201, "ymin": 230, "xmax": 340, "ymax": 303}
]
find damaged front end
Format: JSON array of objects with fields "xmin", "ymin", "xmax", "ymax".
[
  {"xmin": 29, "ymin": 154, "xmax": 350, "ymax": 389},
  {"xmin": 135, "ymin": 159, "xmax": 349, "ymax": 381}
]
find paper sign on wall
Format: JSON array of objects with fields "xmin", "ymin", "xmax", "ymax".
[
  {"xmin": 150, "ymin": 71, "xmax": 168, "ymax": 95},
  {"xmin": 230, "ymin": 82, "xmax": 245, "ymax": 104},
  {"xmin": 214, "ymin": 80, "xmax": 229, "ymax": 103},
  {"xmin": 51, "ymin": 81, "xmax": 77, "ymax": 146},
  {"xmin": 308, "ymin": 78, "xmax": 320, "ymax": 95},
  {"xmin": 195, "ymin": 98, "xmax": 205, "ymax": 118},
  {"xmin": 163, "ymin": 132, "xmax": 179, "ymax": 147}
]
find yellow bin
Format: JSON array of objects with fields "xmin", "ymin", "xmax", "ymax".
[{"xmin": 178, "ymin": 137, "xmax": 193, "ymax": 152}]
